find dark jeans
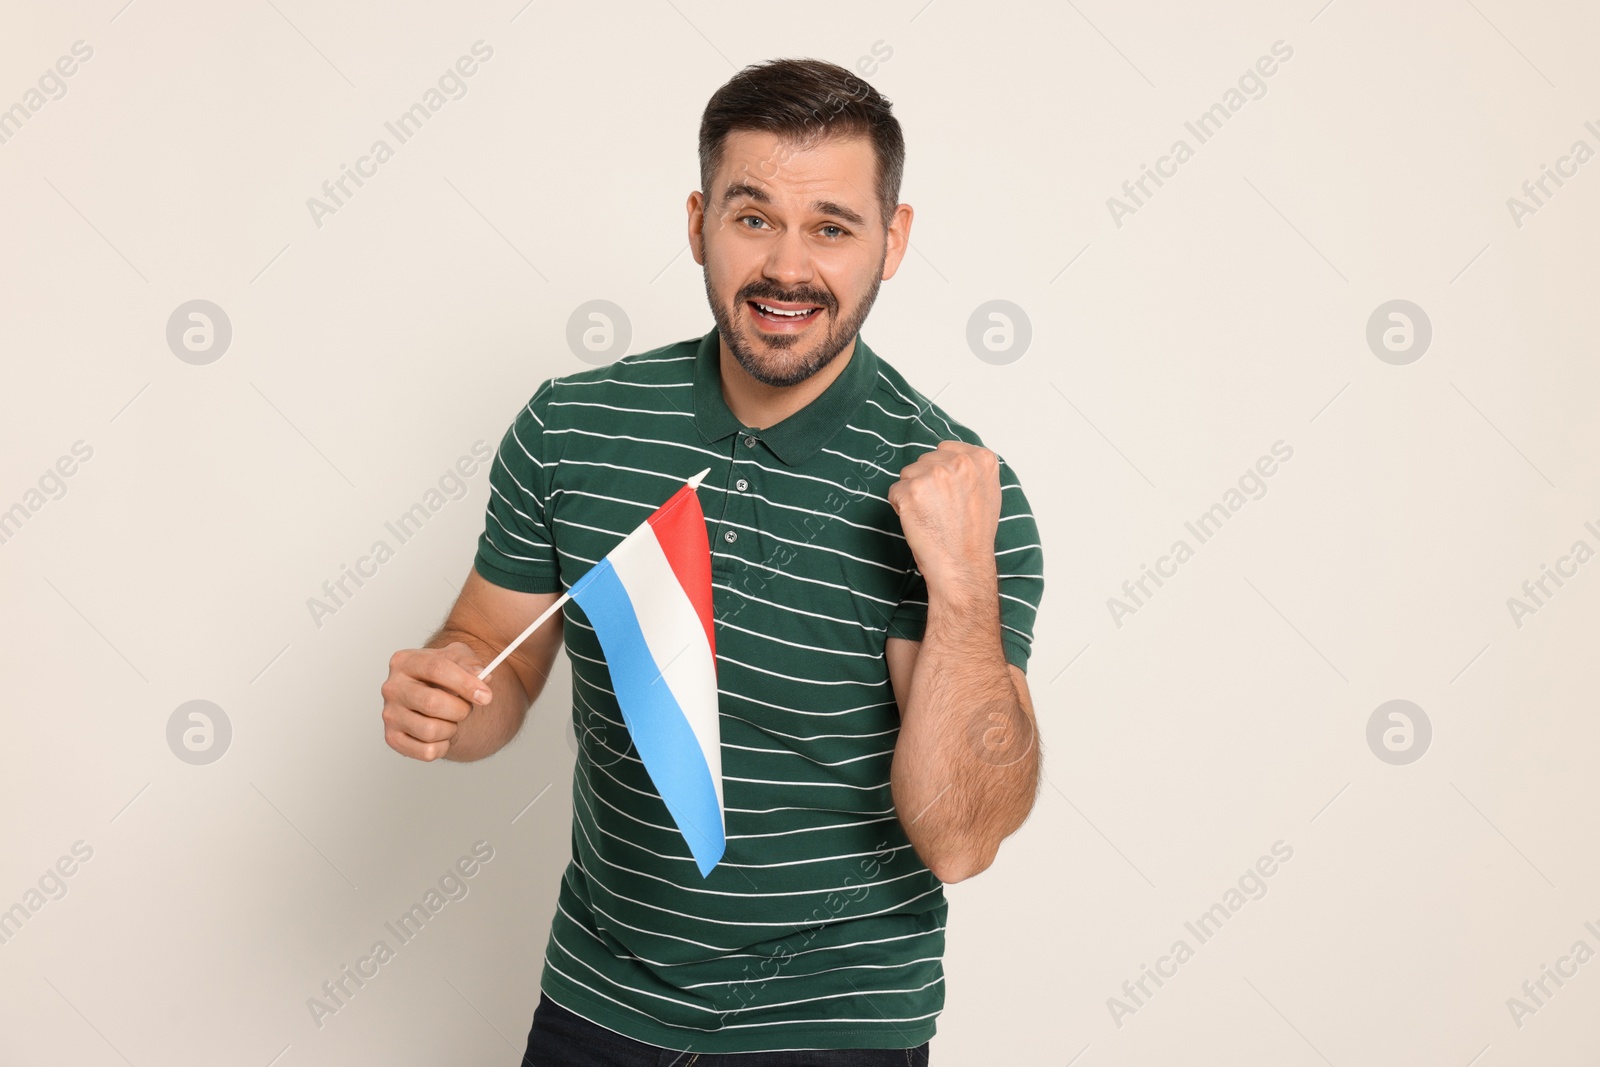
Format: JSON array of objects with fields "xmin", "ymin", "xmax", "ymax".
[{"xmin": 520, "ymin": 991, "xmax": 932, "ymax": 1066}]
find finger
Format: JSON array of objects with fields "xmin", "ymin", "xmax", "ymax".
[
  {"xmin": 411, "ymin": 649, "xmax": 493, "ymax": 706},
  {"xmin": 386, "ymin": 725, "xmax": 452, "ymax": 762},
  {"xmin": 385, "ymin": 701, "xmax": 460, "ymax": 746},
  {"xmin": 392, "ymin": 675, "xmax": 475, "ymax": 723}
]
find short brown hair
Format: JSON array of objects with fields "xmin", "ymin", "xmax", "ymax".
[{"xmin": 698, "ymin": 57, "xmax": 905, "ymax": 231}]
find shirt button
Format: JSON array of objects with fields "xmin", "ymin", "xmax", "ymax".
[
  {"xmin": 743, "ymin": 435, "xmax": 757, "ymax": 448},
  {"xmin": 736, "ymin": 478, "xmax": 749, "ymax": 492},
  {"xmin": 723, "ymin": 529, "xmax": 738, "ymax": 543}
]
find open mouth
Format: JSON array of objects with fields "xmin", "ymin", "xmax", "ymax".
[{"xmin": 748, "ymin": 300, "xmax": 823, "ymax": 329}]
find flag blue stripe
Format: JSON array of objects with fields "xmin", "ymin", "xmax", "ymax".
[{"xmin": 570, "ymin": 558, "xmax": 725, "ymax": 878}]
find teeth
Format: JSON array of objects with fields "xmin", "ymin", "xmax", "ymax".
[{"xmin": 754, "ymin": 302, "xmax": 815, "ymax": 318}]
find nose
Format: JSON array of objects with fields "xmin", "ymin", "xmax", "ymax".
[{"xmin": 762, "ymin": 225, "xmax": 814, "ymax": 292}]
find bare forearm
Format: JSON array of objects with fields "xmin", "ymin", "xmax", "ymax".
[
  {"xmin": 428, "ymin": 627, "xmax": 535, "ymax": 762},
  {"xmin": 890, "ymin": 577, "xmax": 1039, "ymax": 881}
]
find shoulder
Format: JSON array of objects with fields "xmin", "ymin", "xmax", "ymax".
[
  {"xmin": 864, "ymin": 349, "xmax": 1010, "ymax": 460},
  {"xmin": 863, "ymin": 350, "xmax": 984, "ymax": 449},
  {"xmin": 865, "ymin": 349, "xmax": 1037, "ymax": 505}
]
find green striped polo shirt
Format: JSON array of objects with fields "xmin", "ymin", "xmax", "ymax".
[{"xmin": 473, "ymin": 324, "xmax": 1045, "ymax": 1054}]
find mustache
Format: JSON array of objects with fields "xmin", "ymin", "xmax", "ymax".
[{"xmin": 739, "ymin": 286, "xmax": 834, "ymax": 311}]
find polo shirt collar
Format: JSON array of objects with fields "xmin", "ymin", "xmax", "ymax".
[{"xmin": 691, "ymin": 325, "xmax": 879, "ymax": 466}]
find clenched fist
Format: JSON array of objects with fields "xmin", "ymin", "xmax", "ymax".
[
  {"xmin": 381, "ymin": 642, "xmax": 494, "ymax": 761},
  {"xmin": 886, "ymin": 440, "xmax": 1002, "ymax": 592}
]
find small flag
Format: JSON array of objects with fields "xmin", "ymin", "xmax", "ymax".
[{"xmin": 566, "ymin": 469, "xmax": 724, "ymax": 877}]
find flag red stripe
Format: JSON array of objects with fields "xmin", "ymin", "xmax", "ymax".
[{"xmin": 646, "ymin": 484, "xmax": 716, "ymax": 664}]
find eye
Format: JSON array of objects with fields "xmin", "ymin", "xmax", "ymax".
[
  {"xmin": 738, "ymin": 214, "xmax": 768, "ymax": 230},
  {"xmin": 820, "ymin": 224, "xmax": 848, "ymax": 239}
]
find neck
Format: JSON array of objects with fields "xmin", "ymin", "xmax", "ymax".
[{"xmin": 719, "ymin": 336, "xmax": 856, "ymax": 430}]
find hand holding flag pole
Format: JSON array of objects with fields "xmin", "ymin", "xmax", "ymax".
[{"xmin": 475, "ymin": 467, "xmax": 726, "ymax": 877}]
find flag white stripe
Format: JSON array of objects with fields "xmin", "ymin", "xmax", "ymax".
[{"xmin": 604, "ymin": 520, "xmax": 723, "ymax": 815}]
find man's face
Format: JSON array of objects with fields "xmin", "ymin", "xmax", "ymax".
[{"xmin": 689, "ymin": 130, "xmax": 909, "ymax": 388}]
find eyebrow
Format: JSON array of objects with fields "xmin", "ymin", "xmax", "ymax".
[{"xmin": 720, "ymin": 182, "xmax": 869, "ymax": 230}]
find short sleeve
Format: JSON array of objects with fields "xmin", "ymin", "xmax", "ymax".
[
  {"xmin": 473, "ymin": 380, "xmax": 563, "ymax": 593},
  {"xmin": 887, "ymin": 455, "xmax": 1045, "ymax": 671}
]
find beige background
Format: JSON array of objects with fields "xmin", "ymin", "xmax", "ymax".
[{"xmin": 3, "ymin": 0, "xmax": 1598, "ymax": 1063}]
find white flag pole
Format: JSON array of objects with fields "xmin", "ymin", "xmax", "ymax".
[
  {"xmin": 474, "ymin": 467, "xmax": 712, "ymax": 682},
  {"xmin": 477, "ymin": 593, "xmax": 569, "ymax": 681}
]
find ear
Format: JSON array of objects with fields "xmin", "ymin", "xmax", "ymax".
[
  {"xmin": 881, "ymin": 202, "xmax": 914, "ymax": 281},
  {"xmin": 687, "ymin": 190, "xmax": 707, "ymax": 266}
]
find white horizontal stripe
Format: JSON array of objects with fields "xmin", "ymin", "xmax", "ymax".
[
  {"xmin": 508, "ymin": 422, "xmax": 546, "ymax": 467},
  {"xmin": 572, "ymin": 795, "xmax": 920, "ymax": 901},
  {"xmin": 843, "ymin": 422, "xmax": 937, "ymax": 455},
  {"xmin": 682, "ymin": 953, "xmax": 941, "ymax": 989},
  {"xmin": 543, "ymin": 959, "xmax": 723, "ymax": 1018},
  {"xmin": 728, "ymin": 455, "xmax": 894, "ymax": 501},
  {"xmin": 709, "ymin": 552, "xmax": 900, "ymax": 607},
  {"xmin": 486, "ymin": 481, "xmax": 543, "ymax": 532},
  {"xmin": 711, "ymin": 977, "xmax": 946, "ymax": 1018},
  {"xmin": 557, "ymin": 897, "xmax": 943, "ymax": 973},
  {"xmin": 718, "ymin": 691, "xmax": 897, "ymax": 718},
  {"xmin": 862, "ymin": 397, "xmax": 928, "ymax": 424},
  {"xmin": 578, "ymin": 754, "xmax": 900, "ymax": 843},
  {"xmin": 557, "ymin": 376, "xmax": 693, "ymax": 389},
  {"xmin": 877, "ymin": 373, "xmax": 957, "ymax": 437},
  {"xmin": 720, "ymin": 487, "xmax": 906, "ymax": 540},
  {"xmin": 555, "ymin": 546, "xmax": 601, "ymax": 567},
  {"xmin": 576, "ymin": 757, "xmax": 687, "ymax": 838},
  {"xmin": 712, "ymin": 843, "xmax": 915, "ymax": 870},
  {"xmin": 723, "ymin": 801, "xmax": 897, "ymax": 816},
  {"xmin": 717, "ymin": 655, "xmax": 887, "ymax": 688},
  {"xmin": 542, "ymin": 960, "xmax": 942, "ymax": 1033},
  {"xmin": 621, "ymin": 352, "xmax": 697, "ymax": 363},
  {"xmin": 484, "ymin": 506, "xmax": 550, "ymax": 552},
  {"xmin": 722, "ymin": 742, "xmax": 895, "ymax": 767},
  {"xmin": 572, "ymin": 779, "xmax": 704, "ymax": 865},
  {"xmin": 493, "ymin": 451, "xmax": 543, "ymax": 501},
  {"xmin": 714, "ymin": 520, "xmax": 906, "ymax": 575},
  {"xmin": 723, "ymin": 816, "xmax": 899, "ymax": 842},
  {"xmin": 715, "ymin": 926, "xmax": 945, "ymax": 962},
  {"xmin": 574, "ymin": 771, "xmax": 906, "ymax": 872},
  {"xmin": 721, "ymin": 775, "xmax": 889, "ymax": 792},
  {"xmin": 543, "ymin": 426, "xmax": 725, "ymax": 462},
  {"xmin": 554, "ymin": 457, "xmax": 701, "ymax": 488},
  {"xmin": 551, "ymin": 931, "xmax": 712, "ymax": 1013},
  {"xmin": 711, "ymin": 618, "xmax": 883, "ymax": 660},
  {"xmin": 575, "ymin": 852, "xmax": 940, "ymax": 926},
  {"xmin": 712, "ymin": 582, "xmax": 884, "ymax": 633},
  {"xmin": 522, "ymin": 394, "xmax": 547, "ymax": 427},
  {"xmin": 548, "ymin": 399, "xmax": 694, "ymax": 418},
  {"xmin": 575, "ymin": 701, "xmax": 901, "ymax": 751},
  {"xmin": 723, "ymin": 713, "xmax": 899, "ymax": 742},
  {"xmin": 507, "ymin": 461, "xmax": 908, "ymax": 545},
  {"xmin": 559, "ymin": 894, "xmax": 731, "ymax": 952},
  {"xmin": 553, "ymin": 515, "xmax": 631, "ymax": 539},
  {"xmin": 548, "ymin": 487, "xmax": 657, "ymax": 513},
  {"xmin": 575, "ymin": 793, "xmax": 892, "ymax": 895},
  {"xmin": 818, "ymin": 447, "xmax": 900, "ymax": 479}
]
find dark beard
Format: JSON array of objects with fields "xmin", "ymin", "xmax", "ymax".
[{"xmin": 703, "ymin": 246, "xmax": 887, "ymax": 388}]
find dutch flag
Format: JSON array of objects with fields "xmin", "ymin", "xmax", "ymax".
[{"xmin": 565, "ymin": 468, "xmax": 724, "ymax": 877}]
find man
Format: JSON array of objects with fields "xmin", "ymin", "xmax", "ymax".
[{"xmin": 379, "ymin": 57, "xmax": 1045, "ymax": 1064}]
